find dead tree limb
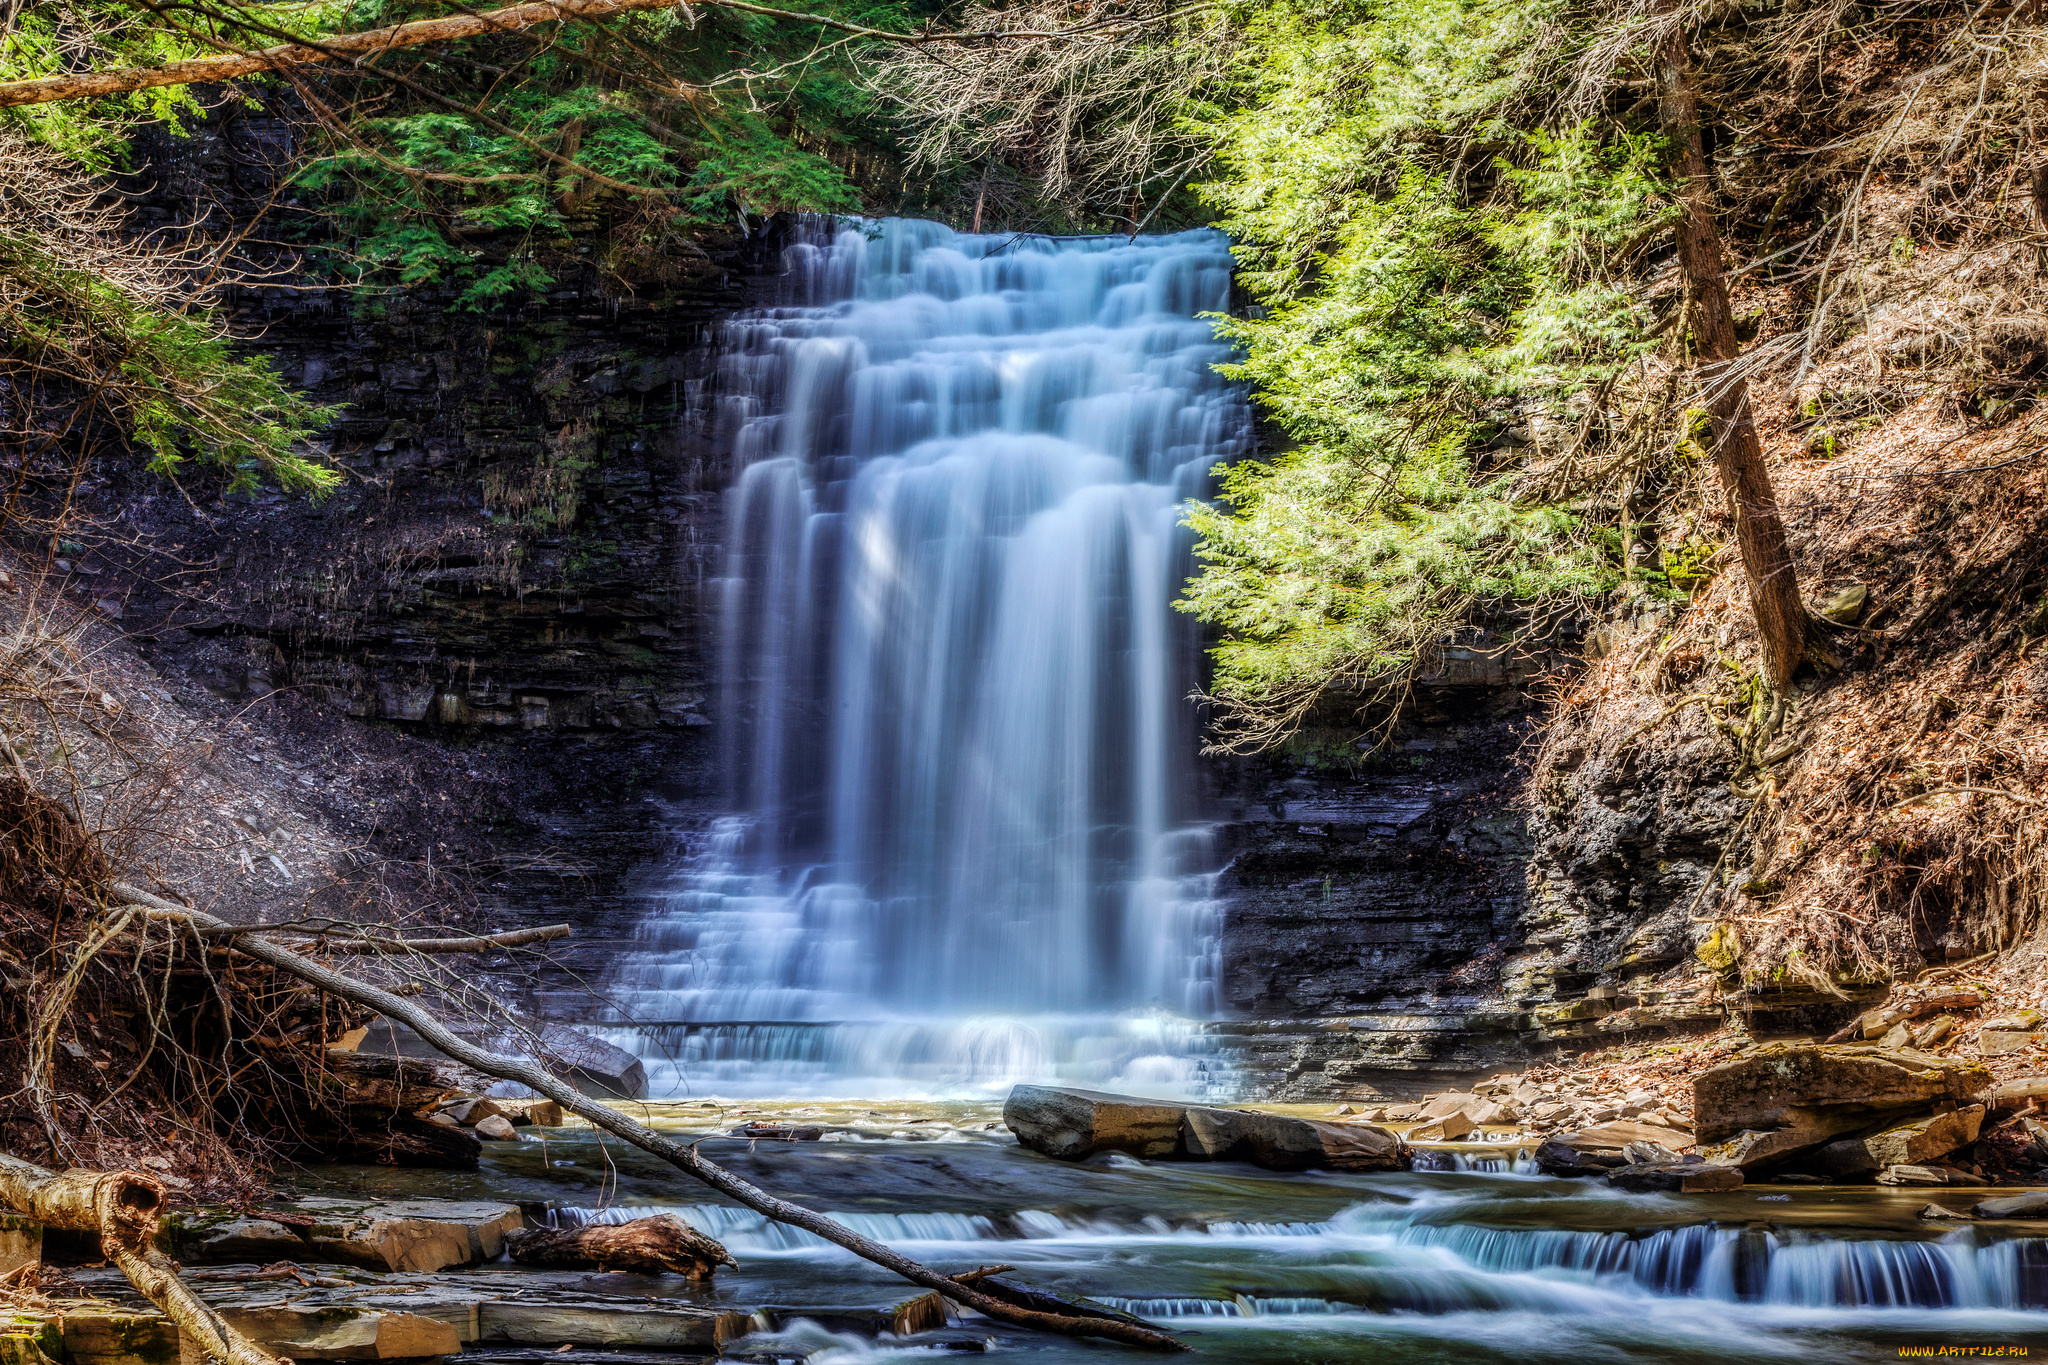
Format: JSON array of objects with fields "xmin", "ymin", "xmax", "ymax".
[
  {"xmin": 0, "ymin": 1155, "xmax": 281, "ymax": 1365},
  {"xmin": 122, "ymin": 893, "xmax": 1185, "ymax": 1353},
  {"xmin": 505, "ymin": 1214, "xmax": 736, "ymax": 1279},
  {"xmin": 0, "ymin": 0, "xmax": 1203, "ymax": 111},
  {"xmin": 1653, "ymin": 0, "xmax": 1810, "ymax": 688},
  {"xmin": 164, "ymin": 920, "xmax": 574, "ymax": 954}
]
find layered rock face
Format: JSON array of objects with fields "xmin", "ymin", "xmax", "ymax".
[{"xmin": 70, "ymin": 102, "xmax": 795, "ymax": 988}]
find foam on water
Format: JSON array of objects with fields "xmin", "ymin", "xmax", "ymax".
[
  {"xmin": 602, "ymin": 218, "xmax": 1250, "ymax": 1097},
  {"xmin": 554, "ymin": 1193, "xmax": 2048, "ymax": 1315}
]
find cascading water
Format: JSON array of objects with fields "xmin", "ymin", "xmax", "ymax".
[{"xmin": 603, "ymin": 218, "xmax": 1250, "ymax": 1097}]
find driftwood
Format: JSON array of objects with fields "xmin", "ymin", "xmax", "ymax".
[
  {"xmin": 0, "ymin": 1154, "xmax": 280, "ymax": 1365},
  {"xmin": 505, "ymin": 1215, "xmax": 737, "ymax": 1279},
  {"xmin": 123, "ymin": 889, "xmax": 1185, "ymax": 1353}
]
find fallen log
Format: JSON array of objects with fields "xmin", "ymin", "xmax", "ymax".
[
  {"xmin": 124, "ymin": 890, "xmax": 1185, "ymax": 1353},
  {"xmin": 505, "ymin": 1215, "xmax": 736, "ymax": 1279},
  {"xmin": 161, "ymin": 919, "xmax": 573, "ymax": 955},
  {"xmin": 0, "ymin": 1154, "xmax": 279, "ymax": 1365}
]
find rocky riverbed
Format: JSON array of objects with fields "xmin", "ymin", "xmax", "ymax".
[{"xmin": 10, "ymin": 1090, "xmax": 2047, "ymax": 1365}]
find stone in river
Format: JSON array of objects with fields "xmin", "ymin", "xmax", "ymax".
[
  {"xmin": 540, "ymin": 1024, "xmax": 649, "ymax": 1100},
  {"xmin": 473, "ymin": 1114, "xmax": 519, "ymax": 1140},
  {"xmin": 185, "ymin": 1198, "xmax": 525, "ymax": 1273},
  {"xmin": 1534, "ymin": 1137, "xmax": 1628, "ymax": 1177},
  {"xmin": 1005, "ymin": 1085, "xmax": 1185, "ymax": 1160},
  {"xmin": 731, "ymin": 1122, "xmax": 825, "ymax": 1141},
  {"xmin": 1972, "ymin": 1191, "xmax": 2048, "ymax": 1219},
  {"xmin": 497, "ymin": 1098, "xmax": 565, "ymax": 1127},
  {"xmin": 1406, "ymin": 1112, "xmax": 1476, "ymax": 1142},
  {"xmin": 1812, "ymin": 1105, "xmax": 1985, "ymax": 1180},
  {"xmin": 1606, "ymin": 1162, "xmax": 1743, "ymax": 1193},
  {"xmin": 1179, "ymin": 1106, "xmax": 1407, "ymax": 1170}
]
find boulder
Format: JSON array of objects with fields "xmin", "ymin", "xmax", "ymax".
[
  {"xmin": 1420, "ymin": 1093, "xmax": 1515, "ymax": 1125},
  {"xmin": 474, "ymin": 1115, "xmax": 519, "ymax": 1141},
  {"xmin": 1695, "ymin": 1045, "xmax": 1988, "ymax": 1141},
  {"xmin": 1607, "ymin": 1163, "xmax": 1743, "ymax": 1193},
  {"xmin": 1990, "ymin": 1077, "xmax": 2048, "ymax": 1112},
  {"xmin": 1534, "ymin": 1137, "xmax": 1627, "ymax": 1177},
  {"xmin": 1005, "ymin": 1086, "xmax": 1185, "ymax": 1160},
  {"xmin": 1812, "ymin": 1106, "xmax": 1985, "ymax": 1180},
  {"xmin": 1407, "ymin": 1112, "xmax": 1476, "ymax": 1142},
  {"xmin": 540, "ymin": 1025, "xmax": 648, "ymax": 1101},
  {"xmin": 440, "ymin": 1097, "xmax": 506, "ymax": 1126},
  {"xmin": 1877, "ymin": 1164, "xmax": 1960, "ymax": 1186},
  {"xmin": 497, "ymin": 1098, "xmax": 565, "ymax": 1127},
  {"xmin": 1305, "ymin": 1120, "xmax": 1406, "ymax": 1171},
  {"xmin": 1179, "ymin": 1107, "xmax": 1406, "ymax": 1170},
  {"xmin": 1972, "ymin": 1191, "xmax": 2048, "ymax": 1220},
  {"xmin": 1691, "ymin": 1045, "xmax": 1988, "ymax": 1168}
]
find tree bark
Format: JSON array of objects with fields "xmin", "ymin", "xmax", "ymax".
[
  {"xmin": 120, "ymin": 892, "xmax": 1186, "ymax": 1353},
  {"xmin": 505, "ymin": 1214, "xmax": 737, "ymax": 1278},
  {"xmin": 0, "ymin": 1155, "xmax": 281, "ymax": 1365},
  {"xmin": 1654, "ymin": 1, "xmax": 1809, "ymax": 688}
]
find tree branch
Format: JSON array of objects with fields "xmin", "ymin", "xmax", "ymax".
[
  {"xmin": 0, "ymin": 0, "xmax": 1198, "ymax": 110},
  {"xmin": 115, "ymin": 889, "xmax": 1185, "ymax": 1353}
]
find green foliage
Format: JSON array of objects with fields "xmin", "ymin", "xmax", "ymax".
[
  {"xmin": 0, "ymin": 234, "xmax": 337, "ymax": 494},
  {"xmin": 293, "ymin": 2, "xmax": 901, "ymax": 307},
  {"xmin": 1177, "ymin": 0, "xmax": 1671, "ymax": 748}
]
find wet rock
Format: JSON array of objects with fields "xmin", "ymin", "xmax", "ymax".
[
  {"xmin": 474, "ymin": 1114, "xmax": 519, "ymax": 1141},
  {"xmin": 1877, "ymin": 1164, "xmax": 1959, "ymax": 1186},
  {"xmin": 1919, "ymin": 1202, "xmax": 1971, "ymax": 1220},
  {"xmin": 497, "ymin": 1098, "xmax": 565, "ymax": 1127},
  {"xmin": 1534, "ymin": 1138, "xmax": 1627, "ymax": 1177},
  {"xmin": 540, "ymin": 1024, "xmax": 649, "ymax": 1100},
  {"xmin": 731, "ymin": 1123, "xmax": 824, "ymax": 1141},
  {"xmin": 1606, "ymin": 1162, "xmax": 1742, "ymax": 1193},
  {"xmin": 1812, "ymin": 1106, "xmax": 1985, "ymax": 1180},
  {"xmin": 1179, "ymin": 1107, "xmax": 1408, "ymax": 1170},
  {"xmin": 1692, "ymin": 1045, "xmax": 1988, "ymax": 1168},
  {"xmin": 186, "ymin": 1198, "xmax": 525, "ymax": 1272},
  {"xmin": 1005, "ymin": 1086, "xmax": 1185, "ymax": 1160},
  {"xmin": 1972, "ymin": 1191, "xmax": 2048, "ymax": 1219},
  {"xmin": 440, "ymin": 1097, "xmax": 506, "ymax": 1126}
]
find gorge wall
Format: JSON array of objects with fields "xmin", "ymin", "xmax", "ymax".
[{"xmin": 60, "ymin": 100, "xmax": 1786, "ymax": 1092}]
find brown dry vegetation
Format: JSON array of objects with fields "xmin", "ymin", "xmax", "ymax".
[{"xmin": 1535, "ymin": 0, "xmax": 2048, "ymax": 1002}]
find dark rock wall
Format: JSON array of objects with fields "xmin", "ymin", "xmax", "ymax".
[{"xmin": 68, "ymin": 100, "xmax": 793, "ymax": 988}]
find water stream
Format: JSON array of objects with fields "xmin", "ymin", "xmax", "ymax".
[
  {"xmin": 294, "ymin": 1110, "xmax": 2048, "ymax": 1361},
  {"xmin": 603, "ymin": 219, "xmax": 1249, "ymax": 1098}
]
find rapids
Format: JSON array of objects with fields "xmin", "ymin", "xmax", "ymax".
[
  {"xmin": 602, "ymin": 219, "xmax": 1249, "ymax": 1098},
  {"xmin": 291, "ymin": 1107, "xmax": 2048, "ymax": 1361}
]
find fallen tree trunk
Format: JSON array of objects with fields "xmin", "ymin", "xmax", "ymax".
[
  {"xmin": 119, "ymin": 888, "xmax": 1184, "ymax": 1353},
  {"xmin": 178, "ymin": 922, "xmax": 572, "ymax": 954},
  {"xmin": 0, "ymin": 1154, "xmax": 279, "ymax": 1365},
  {"xmin": 505, "ymin": 1214, "xmax": 736, "ymax": 1279}
]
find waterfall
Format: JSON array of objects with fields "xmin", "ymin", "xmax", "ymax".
[{"xmin": 605, "ymin": 218, "xmax": 1250, "ymax": 1097}]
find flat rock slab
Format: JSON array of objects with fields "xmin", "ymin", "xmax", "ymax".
[
  {"xmin": 1005, "ymin": 1085, "xmax": 1408, "ymax": 1171},
  {"xmin": 1606, "ymin": 1162, "xmax": 1744, "ymax": 1193},
  {"xmin": 181, "ymin": 1198, "xmax": 526, "ymax": 1273},
  {"xmin": 55, "ymin": 1267, "xmax": 755, "ymax": 1365},
  {"xmin": 1813, "ymin": 1105, "xmax": 1985, "ymax": 1180},
  {"xmin": 1692, "ymin": 1045, "xmax": 1989, "ymax": 1146},
  {"xmin": 1973, "ymin": 1191, "xmax": 2048, "ymax": 1219}
]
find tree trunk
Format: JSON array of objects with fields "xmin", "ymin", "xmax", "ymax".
[
  {"xmin": 505, "ymin": 1214, "xmax": 736, "ymax": 1279},
  {"xmin": 1654, "ymin": 1, "xmax": 1809, "ymax": 689},
  {"xmin": 119, "ymin": 889, "xmax": 1186, "ymax": 1354},
  {"xmin": 0, "ymin": 1154, "xmax": 281, "ymax": 1365}
]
